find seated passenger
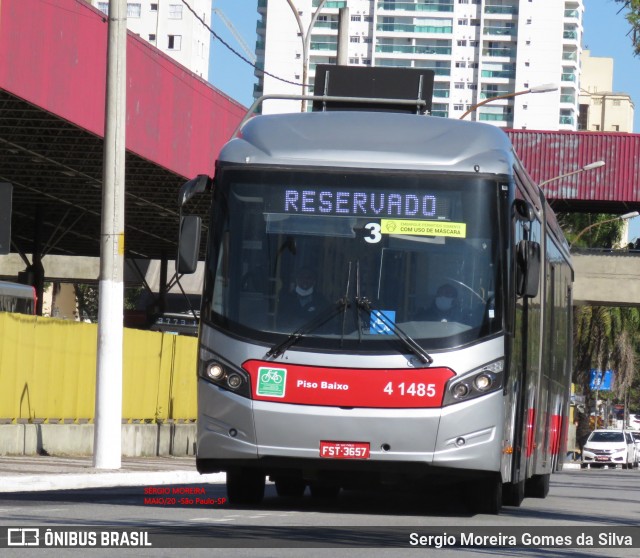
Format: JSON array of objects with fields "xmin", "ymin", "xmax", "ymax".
[
  {"xmin": 278, "ymin": 267, "xmax": 329, "ymax": 327},
  {"xmin": 419, "ymin": 283, "xmax": 460, "ymax": 323}
]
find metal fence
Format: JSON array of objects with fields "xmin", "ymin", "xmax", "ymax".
[{"xmin": 0, "ymin": 312, "xmax": 197, "ymax": 423}]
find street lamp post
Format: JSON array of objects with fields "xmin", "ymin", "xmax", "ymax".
[
  {"xmin": 570, "ymin": 211, "xmax": 639, "ymax": 249},
  {"xmin": 459, "ymin": 84, "xmax": 558, "ymax": 120},
  {"xmin": 285, "ymin": 0, "xmax": 328, "ymax": 112},
  {"xmin": 531, "ymin": 160, "xmax": 635, "ymax": 249},
  {"xmin": 538, "ymin": 160, "xmax": 606, "ymax": 189}
]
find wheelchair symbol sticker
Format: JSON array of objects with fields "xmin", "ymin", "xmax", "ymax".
[{"xmin": 370, "ymin": 310, "xmax": 396, "ymax": 335}]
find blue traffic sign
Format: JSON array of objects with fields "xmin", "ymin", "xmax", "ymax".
[{"xmin": 589, "ymin": 369, "xmax": 613, "ymax": 391}]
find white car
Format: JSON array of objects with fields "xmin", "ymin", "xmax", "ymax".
[
  {"xmin": 581, "ymin": 430, "xmax": 635, "ymax": 469},
  {"xmin": 632, "ymin": 431, "xmax": 640, "ymax": 468},
  {"xmin": 625, "ymin": 431, "xmax": 638, "ymax": 468}
]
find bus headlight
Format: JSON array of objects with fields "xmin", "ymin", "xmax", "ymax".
[
  {"xmin": 443, "ymin": 359, "xmax": 504, "ymax": 406},
  {"xmin": 206, "ymin": 363, "xmax": 225, "ymax": 381},
  {"xmin": 474, "ymin": 373, "xmax": 493, "ymax": 391},
  {"xmin": 200, "ymin": 359, "xmax": 251, "ymax": 398},
  {"xmin": 453, "ymin": 383, "xmax": 470, "ymax": 398},
  {"xmin": 227, "ymin": 373, "xmax": 243, "ymax": 389}
]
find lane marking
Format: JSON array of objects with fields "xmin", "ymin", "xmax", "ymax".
[{"xmin": 190, "ymin": 517, "xmax": 236, "ymax": 523}]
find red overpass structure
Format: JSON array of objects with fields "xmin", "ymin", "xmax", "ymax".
[
  {"xmin": 507, "ymin": 130, "xmax": 640, "ymax": 214},
  {"xmin": 0, "ymin": 0, "xmax": 245, "ymax": 261},
  {"xmin": 1, "ymin": 0, "xmax": 639, "ymax": 270}
]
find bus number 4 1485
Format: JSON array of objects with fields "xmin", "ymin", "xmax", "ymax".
[{"xmin": 383, "ymin": 382, "xmax": 436, "ymax": 397}]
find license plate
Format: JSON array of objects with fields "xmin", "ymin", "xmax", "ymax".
[
  {"xmin": 595, "ymin": 456, "xmax": 609, "ymax": 461},
  {"xmin": 319, "ymin": 441, "xmax": 370, "ymax": 459}
]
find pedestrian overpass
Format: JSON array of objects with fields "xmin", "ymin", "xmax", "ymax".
[
  {"xmin": 572, "ymin": 250, "xmax": 640, "ymax": 306},
  {"xmin": 0, "ymin": 249, "xmax": 633, "ymax": 307}
]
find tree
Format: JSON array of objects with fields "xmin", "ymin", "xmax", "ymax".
[
  {"xmin": 75, "ymin": 284, "xmax": 99, "ymax": 322},
  {"xmin": 75, "ymin": 283, "xmax": 143, "ymax": 323},
  {"xmin": 557, "ymin": 213, "xmax": 627, "ymax": 248},
  {"xmin": 615, "ymin": 0, "xmax": 640, "ymax": 56},
  {"xmin": 561, "ymin": 213, "xmax": 639, "ymax": 440}
]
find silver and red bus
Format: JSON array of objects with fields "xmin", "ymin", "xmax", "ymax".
[
  {"xmin": 177, "ymin": 99, "xmax": 572, "ymax": 514},
  {"xmin": 0, "ymin": 280, "xmax": 37, "ymax": 315}
]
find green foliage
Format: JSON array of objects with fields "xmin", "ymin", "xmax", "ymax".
[
  {"xmin": 74, "ymin": 284, "xmax": 144, "ymax": 322},
  {"xmin": 124, "ymin": 287, "xmax": 144, "ymax": 310},
  {"xmin": 557, "ymin": 213, "xmax": 625, "ymax": 248},
  {"xmin": 615, "ymin": 0, "xmax": 640, "ymax": 56},
  {"xmin": 74, "ymin": 284, "xmax": 99, "ymax": 322}
]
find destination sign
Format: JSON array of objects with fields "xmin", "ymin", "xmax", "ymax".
[{"xmin": 268, "ymin": 187, "xmax": 452, "ymax": 219}]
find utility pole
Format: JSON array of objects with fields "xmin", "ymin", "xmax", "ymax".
[
  {"xmin": 337, "ymin": 7, "xmax": 349, "ymax": 65},
  {"xmin": 94, "ymin": 0, "xmax": 127, "ymax": 470}
]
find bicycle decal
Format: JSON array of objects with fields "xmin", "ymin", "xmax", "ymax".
[
  {"xmin": 257, "ymin": 367, "xmax": 287, "ymax": 398},
  {"xmin": 261, "ymin": 369, "xmax": 284, "ymax": 383}
]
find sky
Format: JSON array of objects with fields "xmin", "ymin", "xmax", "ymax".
[
  {"xmin": 208, "ymin": 0, "xmax": 259, "ymax": 108},
  {"xmin": 582, "ymin": 1, "xmax": 640, "ymax": 240},
  {"xmin": 582, "ymin": 0, "xmax": 640, "ymax": 133},
  {"xmin": 207, "ymin": 0, "xmax": 640, "ymax": 239}
]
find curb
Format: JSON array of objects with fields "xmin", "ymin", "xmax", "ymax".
[{"xmin": 0, "ymin": 471, "xmax": 226, "ymax": 493}]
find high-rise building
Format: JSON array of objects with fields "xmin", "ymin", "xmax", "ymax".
[
  {"xmin": 255, "ymin": 0, "xmax": 584, "ymax": 130},
  {"xmin": 89, "ymin": 1, "xmax": 211, "ymax": 79},
  {"xmin": 578, "ymin": 50, "xmax": 635, "ymax": 133}
]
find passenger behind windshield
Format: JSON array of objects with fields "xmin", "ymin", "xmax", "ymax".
[
  {"xmin": 277, "ymin": 267, "xmax": 330, "ymax": 329},
  {"xmin": 416, "ymin": 283, "xmax": 462, "ymax": 323}
]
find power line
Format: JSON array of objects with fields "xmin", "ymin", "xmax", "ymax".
[{"xmin": 181, "ymin": 0, "xmax": 306, "ymax": 88}]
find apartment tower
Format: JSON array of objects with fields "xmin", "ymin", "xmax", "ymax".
[
  {"xmin": 255, "ymin": 0, "xmax": 584, "ymax": 130},
  {"xmin": 90, "ymin": 0, "xmax": 211, "ymax": 79}
]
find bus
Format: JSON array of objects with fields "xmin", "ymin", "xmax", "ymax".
[
  {"xmin": 177, "ymin": 96, "xmax": 573, "ymax": 515},
  {"xmin": 0, "ymin": 280, "xmax": 37, "ymax": 315}
]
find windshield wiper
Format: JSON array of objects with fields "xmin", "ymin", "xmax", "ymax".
[
  {"xmin": 340, "ymin": 262, "xmax": 353, "ymax": 348},
  {"xmin": 355, "ymin": 296, "xmax": 433, "ymax": 365},
  {"xmin": 266, "ymin": 297, "xmax": 349, "ymax": 359}
]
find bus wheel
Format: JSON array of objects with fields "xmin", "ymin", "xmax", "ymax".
[
  {"xmin": 226, "ymin": 469, "xmax": 265, "ymax": 505},
  {"xmin": 309, "ymin": 481, "xmax": 341, "ymax": 499},
  {"xmin": 525, "ymin": 473, "xmax": 550, "ymax": 499},
  {"xmin": 502, "ymin": 479, "xmax": 525, "ymax": 507},
  {"xmin": 469, "ymin": 475, "xmax": 502, "ymax": 515},
  {"xmin": 274, "ymin": 477, "xmax": 306, "ymax": 498}
]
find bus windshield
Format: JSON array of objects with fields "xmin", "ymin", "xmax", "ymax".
[
  {"xmin": 0, "ymin": 281, "xmax": 36, "ymax": 315},
  {"xmin": 203, "ymin": 167, "xmax": 504, "ymax": 351}
]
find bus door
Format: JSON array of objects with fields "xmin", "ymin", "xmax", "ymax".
[{"xmin": 508, "ymin": 202, "xmax": 543, "ymax": 493}]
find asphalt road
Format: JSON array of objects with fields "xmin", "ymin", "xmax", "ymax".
[{"xmin": 1, "ymin": 467, "xmax": 639, "ymax": 557}]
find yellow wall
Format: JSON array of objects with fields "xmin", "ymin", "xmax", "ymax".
[{"xmin": 0, "ymin": 312, "xmax": 197, "ymax": 422}]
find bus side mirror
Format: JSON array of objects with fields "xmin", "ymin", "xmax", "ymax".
[
  {"xmin": 516, "ymin": 239, "xmax": 540, "ymax": 298},
  {"xmin": 513, "ymin": 199, "xmax": 535, "ymax": 222},
  {"xmin": 177, "ymin": 215, "xmax": 201, "ymax": 275},
  {"xmin": 179, "ymin": 174, "xmax": 211, "ymax": 206}
]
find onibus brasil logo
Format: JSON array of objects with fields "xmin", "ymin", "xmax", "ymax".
[{"xmin": 257, "ymin": 367, "xmax": 287, "ymax": 398}]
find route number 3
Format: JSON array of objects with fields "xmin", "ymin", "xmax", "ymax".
[{"xmin": 364, "ymin": 222, "xmax": 382, "ymax": 244}]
